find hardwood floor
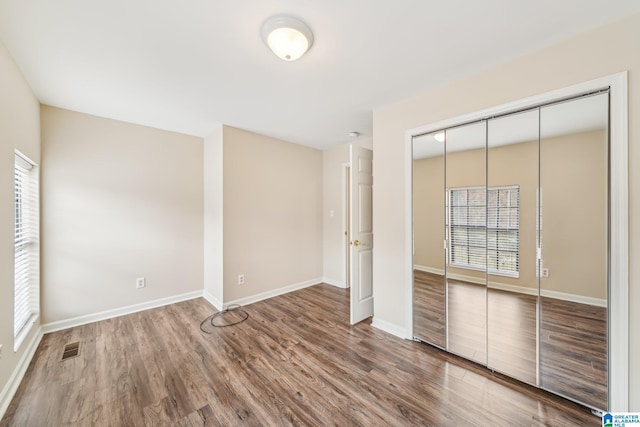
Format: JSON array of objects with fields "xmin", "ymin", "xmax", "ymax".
[
  {"xmin": 2, "ymin": 283, "xmax": 599, "ymax": 426},
  {"xmin": 413, "ymin": 270, "xmax": 446, "ymax": 348},
  {"xmin": 488, "ymin": 288, "xmax": 538, "ymax": 386},
  {"xmin": 413, "ymin": 271, "xmax": 607, "ymax": 411},
  {"xmin": 540, "ymin": 296, "xmax": 607, "ymax": 410},
  {"xmin": 447, "ymin": 279, "xmax": 487, "ymax": 365}
]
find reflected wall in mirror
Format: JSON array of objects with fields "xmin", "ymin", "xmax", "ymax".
[
  {"xmin": 445, "ymin": 122, "xmax": 487, "ymax": 365},
  {"xmin": 486, "ymin": 109, "xmax": 539, "ymax": 385},
  {"xmin": 539, "ymin": 93, "xmax": 609, "ymax": 410},
  {"xmin": 412, "ymin": 132, "xmax": 446, "ymax": 348}
]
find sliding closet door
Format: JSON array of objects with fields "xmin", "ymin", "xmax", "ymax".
[
  {"xmin": 539, "ymin": 93, "xmax": 609, "ymax": 410},
  {"xmin": 486, "ymin": 110, "xmax": 539, "ymax": 385},
  {"xmin": 445, "ymin": 122, "xmax": 487, "ymax": 364},
  {"xmin": 413, "ymin": 132, "xmax": 446, "ymax": 348}
]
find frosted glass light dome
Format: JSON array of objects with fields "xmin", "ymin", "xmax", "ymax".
[{"xmin": 261, "ymin": 16, "xmax": 314, "ymax": 61}]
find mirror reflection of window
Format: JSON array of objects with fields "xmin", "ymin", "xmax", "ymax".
[
  {"xmin": 445, "ymin": 121, "xmax": 487, "ymax": 366},
  {"xmin": 447, "ymin": 185, "xmax": 519, "ymax": 277}
]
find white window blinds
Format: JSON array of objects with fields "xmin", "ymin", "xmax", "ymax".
[
  {"xmin": 448, "ymin": 185, "xmax": 520, "ymax": 277},
  {"xmin": 14, "ymin": 152, "xmax": 40, "ymax": 344}
]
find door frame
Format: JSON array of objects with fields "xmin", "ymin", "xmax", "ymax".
[
  {"xmin": 404, "ymin": 72, "xmax": 629, "ymax": 411},
  {"xmin": 343, "ymin": 162, "xmax": 350, "ymax": 289}
]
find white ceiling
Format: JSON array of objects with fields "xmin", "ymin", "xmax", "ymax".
[{"xmin": 1, "ymin": 1, "xmax": 638, "ymax": 150}]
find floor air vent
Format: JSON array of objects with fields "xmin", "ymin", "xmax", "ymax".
[{"xmin": 61, "ymin": 342, "xmax": 80, "ymax": 360}]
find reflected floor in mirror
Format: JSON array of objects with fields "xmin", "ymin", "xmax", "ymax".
[
  {"xmin": 487, "ymin": 288, "xmax": 537, "ymax": 385},
  {"xmin": 413, "ymin": 269, "xmax": 446, "ymax": 348},
  {"xmin": 2, "ymin": 283, "xmax": 599, "ymax": 426},
  {"xmin": 413, "ymin": 271, "xmax": 607, "ymax": 411},
  {"xmin": 448, "ymin": 279, "xmax": 487, "ymax": 365},
  {"xmin": 540, "ymin": 296, "xmax": 607, "ymax": 410}
]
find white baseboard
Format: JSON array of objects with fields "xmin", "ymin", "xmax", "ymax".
[
  {"xmin": 415, "ymin": 265, "xmax": 606, "ymax": 307},
  {"xmin": 414, "ymin": 264, "xmax": 444, "ymax": 275},
  {"xmin": 41, "ymin": 290, "xmax": 203, "ymax": 333},
  {"xmin": 225, "ymin": 278, "xmax": 322, "ymax": 307},
  {"xmin": 447, "ymin": 272, "xmax": 486, "ymax": 286},
  {"xmin": 322, "ymin": 277, "xmax": 346, "ymax": 288},
  {"xmin": 371, "ymin": 317, "xmax": 407, "ymax": 339},
  {"xmin": 540, "ymin": 289, "xmax": 607, "ymax": 308},
  {"xmin": 488, "ymin": 281, "xmax": 539, "ymax": 296},
  {"xmin": 0, "ymin": 326, "xmax": 43, "ymax": 420},
  {"xmin": 202, "ymin": 290, "xmax": 223, "ymax": 311}
]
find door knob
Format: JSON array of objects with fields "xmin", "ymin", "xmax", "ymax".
[{"xmin": 352, "ymin": 240, "xmax": 361, "ymax": 246}]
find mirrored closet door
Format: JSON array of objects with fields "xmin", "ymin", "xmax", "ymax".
[
  {"xmin": 412, "ymin": 91, "xmax": 610, "ymax": 411},
  {"xmin": 538, "ymin": 93, "xmax": 609, "ymax": 409},
  {"xmin": 486, "ymin": 109, "xmax": 539, "ymax": 386},
  {"xmin": 445, "ymin": 122, "xmax": 487, "ymax": 365},
  {"xmin": 413, "ymin": 132, "xmax": 446, "ymax": 348}
]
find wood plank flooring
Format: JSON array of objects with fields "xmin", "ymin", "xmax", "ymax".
[
  {"xmin": 2, "ymin": 283, "xmax": 599, "ymax": 426},
  {"xmin": 488, "ymin": 288, "xmax": 538, "ymax": 386},
  {"xmin": 540, "ymin": 296, "xmax": 607, "ymax": 410},
  {"xmin": 413, "ymin": 271, "xmax": 607, "ymax": 411},
  {"xmin": 413, "ymin": 270, "xmax": 446, "ymax": 348}
]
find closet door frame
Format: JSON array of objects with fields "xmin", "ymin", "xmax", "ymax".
[{"xmin": 404, "ymin": 71, "xmax": 628, "ymax": 411}]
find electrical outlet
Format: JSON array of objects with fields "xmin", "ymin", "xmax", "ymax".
[
  {"xmin": 136, "ymin": 277, "xmax": 146, "ymax": 288},
  {"xmin": 541, "ymin": 268, "xmax": 549, "ymax": 278},
  {"xmin": 238, "ymin": 274, "xmax": 245, "ymax": 285}
]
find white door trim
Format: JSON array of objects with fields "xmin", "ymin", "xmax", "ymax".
[
  {"xmin": 343, "ymin": 162, "xmax": 351, "ymax": 289},
  {"xmin": 404, "ymin": 71, "xmax": 629, "ymax": 411}
]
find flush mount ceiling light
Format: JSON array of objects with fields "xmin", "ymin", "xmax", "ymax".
[{"xmin": 261, "ymin": 15, "xmax": 314, "ymax": 61}]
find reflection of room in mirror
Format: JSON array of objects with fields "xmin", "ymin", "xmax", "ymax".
[
  {"xmin": 487, "ymin": 288, "xmax": 537, "ymax": 385},
  {"xmin": 446, "ymin": 277, "xmax": 487, "ymax": 363},
  {"xmin": 412, "ymin": 130, "xmax": 446, "ymax": 349},
  {"xmin": 413, "ymin": 270, "xmax": 445, "ymax": 348},
  {"xmin": 540, "ymin": 297, "xmax": 607, "ymax": 409},
  {"xmin": 539, "ymin": 93, "xmax": 608, "ymax": 410},
  {"xmin": 411, "ymin": 91, "xmax": 610, "ymax": 411},
  {"xmin": 486, "ymin": 108, "xmax": 539, "ymax": 387},
  {"xmin": 444, "ymin": 121, "xmax": 487, "ymax": 366}
]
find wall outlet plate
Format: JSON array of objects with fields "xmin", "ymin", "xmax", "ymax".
[{"xmin": 136, "ymin": 277, "xmax": 146, "ymax": 288}]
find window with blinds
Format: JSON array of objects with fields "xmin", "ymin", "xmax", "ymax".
[
  {"xmin": 448, "ymin": 185, "xmax": 519, "ymax": 277},
  {"xmin": 14, "ymin": 152, "xmax": 40, "ymax": 349}
]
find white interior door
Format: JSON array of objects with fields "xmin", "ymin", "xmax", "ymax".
[{"xmin": 350, "ymin": 145, "xmax": 373, "ymax": 324}]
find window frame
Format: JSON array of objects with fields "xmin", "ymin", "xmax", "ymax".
[
  {"xmin": 447, "ymin": 184, "xmax": 520, "ymax": 278},
  {"xmin": 14, "ymin": 151, "xmax": 40, "ymax": 351}
]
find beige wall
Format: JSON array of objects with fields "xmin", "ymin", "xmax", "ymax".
[
  {"xmin": 413, "ymin": 154, "xmax": 445, "ymax": 272},
  {"xmin": 0, "ymin": 41, "xmax": 41, "ymax": 410},
  {"xmin": 222, "ymin": 126, "xmax": 323, "ymax": 302},
  {"xmin": 203, "ymin": 126, "xmax": 223, "ymax": 306},
  {"xmin": 541, "ymin": 131, "xmax": 608, "ymax": 300},
  {"xmin": 414, "ymin": 130, "xmax": 606, "ymax": 300},
  {"xmin": 41, "ymin": 106, "xmax": 204, "ymax": 323},
  {"xmin": 322, "ymin": 143, "xmax": 349, "ymax": 286},
  {"xmin": 373, "ymin": 12, "xmax": 640, "ymax": 408}
]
